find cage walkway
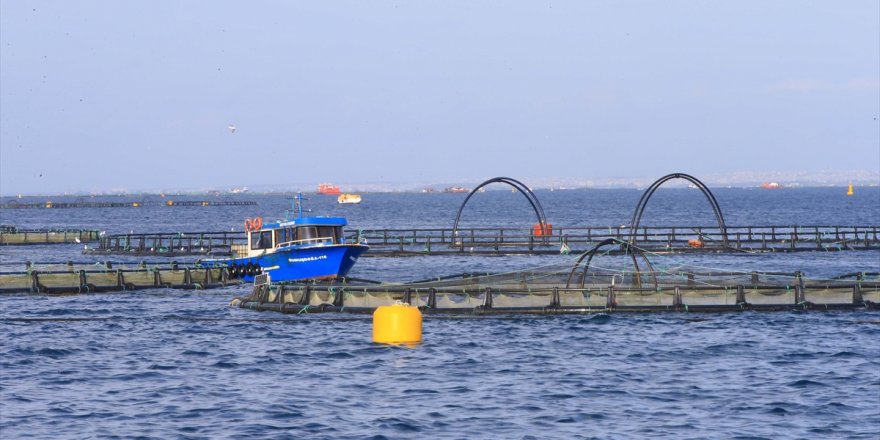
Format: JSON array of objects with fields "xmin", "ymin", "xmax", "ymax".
[
  {"xmin": 0, "ymin": 262, "xmax": 241, "ymax": 294},
  {"xmin": 232, "ymin": 271, "xmax": 879, "ymax": 314},
  {"xmin": 1, "ymin": 227, "xmax": 101, "ymax": 245},
  {"xmin": 82, "ymin": 224, "xmax": 880, "ymax": 257}
]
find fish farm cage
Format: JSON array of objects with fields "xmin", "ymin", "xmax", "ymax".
[
  {"xmin": 0, "ymin": 261, "xmax": 241, "ymax": 294},
  {"xmin": 231, "ymin": 250, "xmax": 880, "ymax": 315},
  {"xmin": 81, "ymin": 225, "xmax": 880, "ymax": 257},
  {"xmin": 0, "ymin": 227, "xmax": 101, "ymax": 245},
  {"xmin": 3, "ymin": 248, "xmax": 877, "ymax": 315}
]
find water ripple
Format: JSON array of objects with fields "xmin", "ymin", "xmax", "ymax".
[{"xmin": 2, "ymin": 292, "xmax": 879, "ymax": 439}]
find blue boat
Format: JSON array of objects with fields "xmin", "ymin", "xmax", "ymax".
[{"xmin": 200, "ymin": 194, "xmax": 368, "ymax": 283}]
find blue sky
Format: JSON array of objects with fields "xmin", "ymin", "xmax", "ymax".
[{"xmin": 1, "ymin": 1, "xmax": 878, "ymax": 194}]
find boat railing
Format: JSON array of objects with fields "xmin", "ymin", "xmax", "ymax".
[{"xmin": 275, "ymin": 237, "xmax": 335, "ymax": 249}]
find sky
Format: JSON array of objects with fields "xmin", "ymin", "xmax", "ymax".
[{"xmin": 1, "ymin": 1, "xmax": 878, "ymax": 195}]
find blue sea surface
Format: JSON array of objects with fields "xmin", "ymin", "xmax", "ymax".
[{"xmin": 1, "ymin": 187, "xmax": 879, "ymax": 438}]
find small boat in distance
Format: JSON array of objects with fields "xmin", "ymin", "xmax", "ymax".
[
  {"xmin": 199, "ymin": 193, "xmax": 368, "ymax": 282},
  {"xmin": 337, "ymin": 194, "xmax": 362, "ymax": 204},
  {"xmin": 444, "ymin": 187, "xmax": 470, "ymax": 193},
  {"xmin": 317, "ymin": 183, "xmax": 342, "ymax": 195},
  {"xmin": 761, "ymin": 182, "xmax": 783, "ymax": 189}
]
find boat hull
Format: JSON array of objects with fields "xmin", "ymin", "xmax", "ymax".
[{"xmin": 201, "ymin": 244, "xmax": 368, "ymax": 283}]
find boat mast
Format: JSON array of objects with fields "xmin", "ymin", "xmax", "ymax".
[{"xmin": 289, "ymin": 192, "xmax": 310, "ymax": 220}]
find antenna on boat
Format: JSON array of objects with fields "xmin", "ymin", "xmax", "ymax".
[{"xmin": 287, "ymin": 192, "xmax": 312, "ymax": 220}]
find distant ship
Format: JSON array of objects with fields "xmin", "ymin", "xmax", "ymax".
[
  {"xmin": 317, "ymin": 183, "xmax": 342, "ymax": 195},
  {"xmin": 444, "ymin": 187, "xmax": 470, "ymax": 193},
  {"xmin": 229, "ymin": 186, "xmax": 249, "ymax": 194},
  {"xmin": 421, "ymin": 188, "xmax": 435, "ymax": 193},
  {"xmin": 761, "ymin": 182, "xmax": 783, "ymax": 189}
]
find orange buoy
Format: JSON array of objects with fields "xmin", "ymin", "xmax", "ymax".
[
  {"xmin": 252, "ymin": 217, "xmax": 263, "ymax": 231},
  {"xmin": 244, "ymin": 218, "xmax": 253, "ymax": 231},
  {"xmin": 687, "ymin": 239, "xmax": 704, "ymax": 248},
  {"xmin": 532, "ymin": 223, "xmax": 553, "ymax": 236}
]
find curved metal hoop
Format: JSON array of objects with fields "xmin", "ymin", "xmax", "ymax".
[
  {"xmin": 565, "ymin": 238, "xmax": 657, "ymax": 289},
  {"xmin": 450, "ymin": 177, "xmax": 548, "ymax": 246},
  {"xmin": 628, "ymin": 173, "xmax": 728, "ymax": 247}
]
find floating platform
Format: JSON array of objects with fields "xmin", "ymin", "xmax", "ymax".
[
  {"xmin": 232, "ymin": 271, "xmax": 879, "ymax": 314},
  {"xmin": 0, "ymin": 262, "xmax": 240, "ymax": 294},
  {"xmin": 0, "ymin": 200, "xmax": 256, "ymax": 209},
  {"xmin": 1, "ymin": 227, "xmax": 101, "ymax": 246},
  {"xmin": 86, "ymin": 225, "xmax": 880, "ymax": 257}
]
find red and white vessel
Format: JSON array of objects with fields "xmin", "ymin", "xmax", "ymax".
[
  {"xmin": 317, "ymin": 183, "xmax": 342, "ymax": 195},
  {"xmin": 760, "ymin": 182, "xmax": 783, "ymax": 189}
]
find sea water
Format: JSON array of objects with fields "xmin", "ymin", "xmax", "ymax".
[{"xmin": 1, "ymin": 188, "xmax": 878, "ymax": 438}]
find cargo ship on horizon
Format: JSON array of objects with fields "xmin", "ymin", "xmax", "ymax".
[
  {"xmin": 317, "ymin": 183, "xmax": 342, "ymax": 195},
  {"xmin": 761, "ymin": 182, "xmax": 783, "ymax": 189}
]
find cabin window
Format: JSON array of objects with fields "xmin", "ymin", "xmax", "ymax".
[
  {"xmin": 251, "ymin": 231, "xmax": 273, "ymax": 250},
  {"xmin": 275, "ymin": 227, "xmax": 294, "ymax": 246},
  {"xmin": 317, "ymin": 226, "xmax": 337, "ymax": 242},
  {"xmin": 297, "ymin": 226, "xmax": 318, "ymax": 241}
]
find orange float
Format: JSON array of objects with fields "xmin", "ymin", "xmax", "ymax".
[{"xmin": 532, "ymin": 223, "xmax": 553, "ymax": 236}]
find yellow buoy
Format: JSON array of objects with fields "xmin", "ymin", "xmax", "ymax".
[
  {"xmin": 847, "ymin": 183, "xmax": 854, "ymax": 196},
  {"xmin": 372, "ymin": 302, "xmax": 422, "ymax": 345}
]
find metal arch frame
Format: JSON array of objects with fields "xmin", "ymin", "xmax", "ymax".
[
  {"xmin": 628, "ymin": 173, "xmax": 729, "ymax": 247},
  {"xmin": 565, "ymin": 238, "xmax": 658, "ymax": 289},
  {"xmin": 450, "ymin": 177, "xmax": 549, "ymax": 246}
]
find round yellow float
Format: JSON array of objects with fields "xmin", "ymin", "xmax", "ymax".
[{"xmin": 372, "ymin": 302, "xmax": 422, "ymax": 345}]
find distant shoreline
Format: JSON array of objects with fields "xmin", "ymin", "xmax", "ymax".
[
  {"xmin": 3, "ymin": 170, "xmax": 878, "ymax": 198},
  {"xmin": 2, "ymin": 183, "xmax": 878, "ymax": 199}
]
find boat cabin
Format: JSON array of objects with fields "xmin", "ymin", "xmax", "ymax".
[{"xmin": 240, "ymin": 217, "xmax": 348, "ymax": 258}]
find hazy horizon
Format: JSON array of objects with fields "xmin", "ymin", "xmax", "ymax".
[{"xmin": 1, "ymin": 168, "xmax": 878, "ymax": 197}]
